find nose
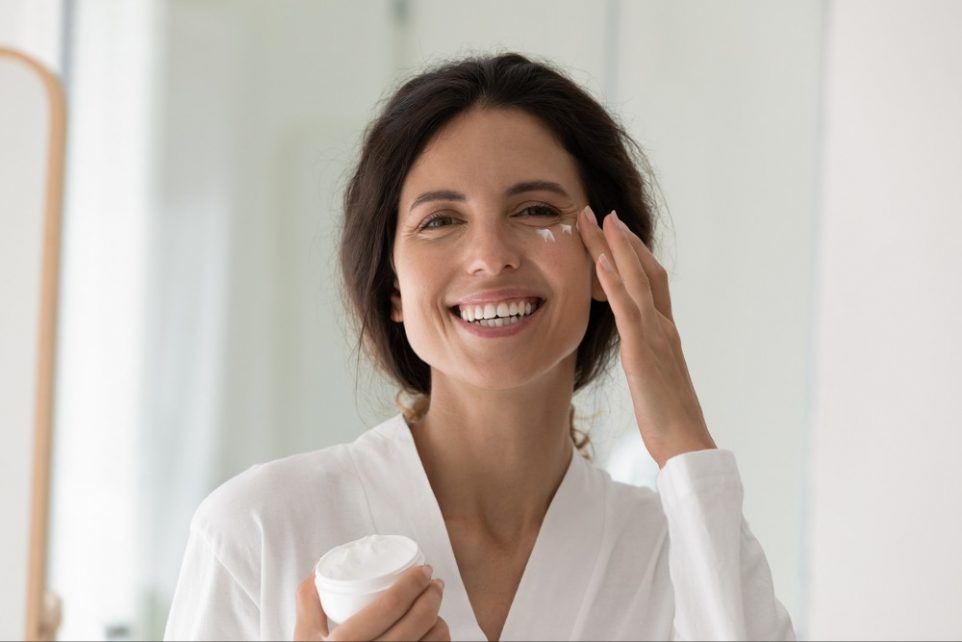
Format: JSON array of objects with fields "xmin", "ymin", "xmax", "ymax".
[{"xmin": 465, "ymin": 216, "xmax": 521, "ymax": 276}]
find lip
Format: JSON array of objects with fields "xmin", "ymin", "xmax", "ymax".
[
  {"xmin": 449, "ymin": 300, "xmax": 545, "ymax": 338},
  {"xmin": 450, "ymin": 288, "xmax": 546, "ymax": 307}
]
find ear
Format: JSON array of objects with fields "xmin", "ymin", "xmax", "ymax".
[{"xmin": 390, "ymin": 276, "xmax": 403, "ymax": 323}]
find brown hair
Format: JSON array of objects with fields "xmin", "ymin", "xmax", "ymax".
[{"xmin": 339, "ymin": 52, "xmax": 661, "ymax": 460}]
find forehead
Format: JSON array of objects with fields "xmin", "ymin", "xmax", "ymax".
[{"xmin": 399, "ymin": 107, "xmax": 583, "ymax": 205}]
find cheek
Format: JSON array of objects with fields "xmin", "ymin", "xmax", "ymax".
[
  {"xmin": 393, "ymin": 257, "xmax": 442, "ymax": 320},
  {"xmin": 523, "ymin": 225, "xmax": 595, "ymax": 315},
  {"xmin": 525, "ymin": 223, "xmax": 589, "ymax": 274}
]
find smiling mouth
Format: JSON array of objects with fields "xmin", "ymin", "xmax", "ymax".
[{"xmin": 448, "ymin": 298, "xmax": 545, "ymax": 327}]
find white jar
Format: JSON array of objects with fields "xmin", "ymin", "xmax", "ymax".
[{"xmin": 314, "ymin": 534, "xmax": 426, "ymax": 628}]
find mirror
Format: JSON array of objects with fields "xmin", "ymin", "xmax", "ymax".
[{"xmin": 0, "ymin": 47, "xmax": 65, "ymax": 642}]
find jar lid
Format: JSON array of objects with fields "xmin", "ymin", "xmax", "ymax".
[{"xmin": 315, "ymin": 534, "xmax": 423, "ymax": 595}]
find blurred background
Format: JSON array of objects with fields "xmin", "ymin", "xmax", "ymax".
[{"xmin": 1, "ymin": 0, "xmax": 960, "ymax": 640}]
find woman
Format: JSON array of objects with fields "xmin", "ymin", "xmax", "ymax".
[{"xmin": 165, "ymin": 52, "xmax": 795, "ymax": 641}]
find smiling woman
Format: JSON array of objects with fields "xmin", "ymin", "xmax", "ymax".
[
  {"xmin": 339, "ymin": 56, "xmax": 659, "ymax": 444},
  {"xmin": 165, "ymin": 52, "xmax": 795, "ymax": 642}
]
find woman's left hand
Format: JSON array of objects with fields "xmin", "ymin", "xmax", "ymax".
[{"xmin": 577, "ymin": 205, "xmax": 716, "ymax": 468}]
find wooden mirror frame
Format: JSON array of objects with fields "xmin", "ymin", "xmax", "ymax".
[{"xmin": 0, "ymin": 47, "xmax": 66, "ymax": 642}]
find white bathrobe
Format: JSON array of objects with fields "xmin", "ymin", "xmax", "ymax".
[{"xmin": 164, "ymin": 413, "xmax": 795, "ymax": 641}]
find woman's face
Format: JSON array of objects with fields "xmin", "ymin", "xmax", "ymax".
[{"xmin": 392, "ymin": 107, "xmax": 605, "ymax": 391}]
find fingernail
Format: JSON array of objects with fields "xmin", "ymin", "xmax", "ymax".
[
  {"xmin": 421, "ymin": 565, "xmax": 433, "ymax": 579},
  {"xmin": 599, "ymin": 252, "xmax": 614, "ymax": 273},
  {"xmin": 435, "ymin": 578, "xmax": 445, "ymax": 590},
  {"xmin": 583, "ymin": 205, "xmax": 599, "ymax": 227}
]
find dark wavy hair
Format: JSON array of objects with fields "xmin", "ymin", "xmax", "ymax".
[{"xmin": 338, "ymin": 52, "xmax": 661, "ymax": 459}]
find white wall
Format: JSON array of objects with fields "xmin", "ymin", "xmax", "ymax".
[
  {"xmin": 619, "ymin": 3, "xmax": 823, "ymax": 630},
  {"xmin": 0, "ymin": 0, "xmax": 62, "ymax": 72},
  {"xmin": 808, "ymin": 1, "xmax": 962, "ymax": 638},
  {"xmin": 46, "ymin": 2, "xmax": 155, "ymax": 639}
]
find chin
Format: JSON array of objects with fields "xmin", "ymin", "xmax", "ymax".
[{"xmin": 456, "ymin": 359, "xmax": 570, "ymax": 393}]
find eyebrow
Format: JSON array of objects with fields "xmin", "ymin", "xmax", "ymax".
[{"xmin": 407, "ymin": 180, "xmax": 571, "ymax": 214}]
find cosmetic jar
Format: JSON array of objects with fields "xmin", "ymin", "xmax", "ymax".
[{"xmin": 314, "ymin": 534, "xmax": 425, "ymax": 627}]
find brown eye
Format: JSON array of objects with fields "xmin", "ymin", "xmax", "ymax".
[
  {"xmin": 520, "ymin": 205, "xmax": 561, "ymax": 218},
  {"xmin": 419, "ymin": 214, "xmax": 457, "ymax": 231}
]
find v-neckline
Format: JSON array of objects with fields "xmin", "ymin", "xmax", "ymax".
[
  {"xmin": 397, "ymin": 414, "xmax": 580, "ymax": 641},
  {"xmin": 361, "ymin": 413, "xmax": 607, "ymax": 641}
]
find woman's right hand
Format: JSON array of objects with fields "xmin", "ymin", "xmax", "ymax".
[{"xmin": 294, "ymin": 564, "xmax": 450, "ymax": 641}]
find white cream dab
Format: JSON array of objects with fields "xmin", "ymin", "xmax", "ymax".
[
  {"xmin": 535, "ymin": 223, "xmax": 573, "ymax": 242},
  {"xmin": 536, "ymin": 228, "xmax": 556, "ymax": 242}
]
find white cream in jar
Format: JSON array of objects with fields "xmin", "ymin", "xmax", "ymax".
[{"xmin": 314, "ymin": 534, "xmax": 425, "ymax": 628}]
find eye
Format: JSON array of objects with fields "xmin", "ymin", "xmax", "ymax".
[
  {"xmin": 416, "ymin": 204, "xmax": 560, "ymax": 232},
  {"xmin": 418, "ymin": 213, "xmax": 458, "ymax": 231},
  {"xmin": 519, "ymin": 204, "xmax": 561, "ymax": 219}
]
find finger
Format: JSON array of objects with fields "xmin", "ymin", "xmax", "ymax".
[
  {"xmin": 419, "ymin": 616, "xmax": 451, "ymax": 641},
  {"xmin": 295, "ymin": 575, "xmax": 328, "ymax": 640},
  {"xmin": 603, "ymin": 211, "xmax": 657, "ymax": 318},
  {"xmin": 595, "ymin": 248, "xmax": 646, "ymax": 350},
  {"xmin": 578, "ymin": 206, "xmax": 646, "ymax": 344},
  {"xmin": 614, "ymin": 216, "xmax": 675, "ymax": 322},
  {"xmin": 576, "ymin": 205, "xmax": 612, "ymax": 264},
  {"xmin": 337, "ymin": 564, "xmax": 434, "ymax": 642},
  {"xmin": 377, "ymin": 578, "xmax": 444, "ymax": 642},
  {"xmin": 575, "ymin": 205, "xmax": 614, "ymax": 302}
]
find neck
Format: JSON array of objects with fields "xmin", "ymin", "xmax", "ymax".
[{"xmin": 407, "ymin": 357, "xmax": 576, "ymax": 546}]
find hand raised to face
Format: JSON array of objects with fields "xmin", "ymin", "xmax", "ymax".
[{"xmin": 576, "ymin": 206, "xmax": 716, "ymax": 468}]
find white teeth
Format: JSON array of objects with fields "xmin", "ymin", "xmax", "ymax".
[
  {"xmin": 472, "ymin": 315, "xmax": 524, "ymax": 328},
  {"xmin": 463, "ymin": 301, "xmax": 540, "ymax": 320},
  {"xmin": 458, "ymin": 299, "xmax": 541, "ymax": 326}
]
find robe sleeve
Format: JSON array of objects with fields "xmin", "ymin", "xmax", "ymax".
[
  {"xmin": 163, "ymin": 525, "xmax": 260, "ymax": 641},
  {"xmin": 655, "ymin": 449, "xmax": 796, "ymax": 641}
]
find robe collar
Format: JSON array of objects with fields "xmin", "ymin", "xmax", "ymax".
[{"xmin": 352, "ymin": 413, "xmax": 607, "ymax": 641}]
